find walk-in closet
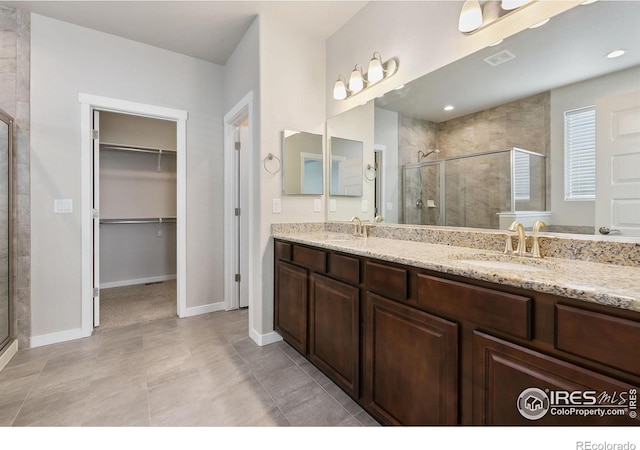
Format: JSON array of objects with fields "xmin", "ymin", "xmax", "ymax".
[{"xmin": 96, "ymin": 111, "xmax": 177, "ymax": 329}]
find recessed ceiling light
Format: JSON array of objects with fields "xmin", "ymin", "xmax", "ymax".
[
  {"xmin": 444, "ymin": 105, "xmax": 455, "ymax": 111},
  {"xmin": 529, "ymin": 18, "xmax": 550, "ymax": 29},
  {"xmin": 580, "ymin": 0, "xmax": 598, "ymax": 5},
  {"xmin": 488, "ymin": 39, "xmax": 504, "ymax": 47},
  {"xmin": 606, "ymin": 49, "xmax": 626, "ymax": 59}
]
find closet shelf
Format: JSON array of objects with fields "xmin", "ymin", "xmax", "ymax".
[
  {"xmin": 100, "ymin": 142, "xmax": 177, "ymax": 155},
  {"xmin": 100, "ymin": 217, "xmax": 177, "ymax": 224}
]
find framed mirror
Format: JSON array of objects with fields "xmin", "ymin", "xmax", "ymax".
[
  {"xmin": 282, "ymin": 130, "xmax": 324, "ymax": 195},
  {"xmin": 329, "ymin": 136, "xmax": 363, "ymax": 197}
]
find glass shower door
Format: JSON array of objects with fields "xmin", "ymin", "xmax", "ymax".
[{"xmin": 0, "ymin": 111, "xmax": 11, "ymax": 351}]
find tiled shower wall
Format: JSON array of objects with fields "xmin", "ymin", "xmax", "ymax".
[
  {"xmin": 0, "ymin": 6, "xmax": 30, "ymax": 348},
  {"xmin": 399, "ymin": 92, "xmax": 550, "ymax": 228}
]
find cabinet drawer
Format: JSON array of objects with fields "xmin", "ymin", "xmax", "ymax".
[
  {"xmin": 556, "ymin": 304, "xmax": 640, "ymax": 375},
  {"xmin": 417, "ymin": 274, "xmax": 531, "ymax": 340},
  {"xmin": 293, "ymin": 245, "xmax": 327, "ymax": 273},
  {"xmin": 328, "ymin": 253, "xmax": 360, "ymax": 285},
  {"xmin": 365, "ymin": 261, "xmax": 407, "ymax": 301},
  {"xmin": 275, "ymin": 241, "xmax": 291, "ymax": 261}
]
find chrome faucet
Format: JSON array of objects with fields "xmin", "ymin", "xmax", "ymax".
[
  {"xmin": 350, "ymin": 216, "xmax": 365, "ymax": 237},
  {"xmin": 508, "ymin": 221, "xmax": 528, "ymax": 257},
  {"xmin": 531, "ymin": 220, "xmax": 546, "ymax": 258}
]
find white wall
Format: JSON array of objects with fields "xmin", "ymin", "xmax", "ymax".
[
  {"xmin": 374, "ymin": 107, "xmax": 399, "ymax": 224},
  {"xmin": 549, "ymin": 65, "xmax": 640, "ymax": 230},
  {"xmin": 257, "ymin": 13, "xmax": 327, "ymax": 335},
  {"xmin": 326, "ymin": 1, "xmax": 580, "ymax": 119},
  {"xmin": 31, "ymin": 14, "xmax": 225, "ymax": 338}
]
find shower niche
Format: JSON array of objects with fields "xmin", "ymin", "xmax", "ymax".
[{"xmin": 402, "ymin": 148, "xmax": 548, "ymax": 230}]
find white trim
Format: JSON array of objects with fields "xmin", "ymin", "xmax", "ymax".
[
  {"xmin": 0, "ymin": 340, "xmax": 18, "ymax": 372},
  {"xmin": 79, "ymin": 93, "xmax": 188, "ymax": 336},
  {"xmin": 223, "ymin": 92, "xmax": 254, "ymax": 313},
  {"xmin": 99, "ymin": 275, "xmax": 176, "ymax": 289},
  {"xmin": 182, "ymin": 302, "xmax": 225, "ymax": 318},
  {"xmin": 249, "ymin": 329, "xmax": 283, "ymax": 347},
  {"xmin": 30, "ymin": 328, "xmax": 84, "ymax": 348}
]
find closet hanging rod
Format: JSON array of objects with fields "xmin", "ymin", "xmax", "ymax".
[
  {"xmin": 100, "ymin": 142, "xmax": 177, "ymax": 155},
  {"xmin": 100, "ymin": 217, "xmax": 177, "ymax": 224}
]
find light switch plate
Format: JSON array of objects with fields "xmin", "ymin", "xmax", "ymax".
[
  {"xmin": 272, "ymin": 198, "xmax": 281, "ymax": 214},
  {"xmin": 361, "ymin": 199, "xmax": 368, "ymax": 212},
  {"xmin": 314, "ymin": 199, "xmax": 321, "ymax": 212},
  {"xmin": 329, "ymin": 199, "xmax": 337, "ymax": 212},
  {"xmin": 54, "ymin": 199, "xmax": 73, "ymax": 213}
]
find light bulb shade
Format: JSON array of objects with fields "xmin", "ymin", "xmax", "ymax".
[
  {"xmin": 458, "ymin": 0, "xmax": 483, "ymax": 33},
  {"xmin": 501, "ymin": 0, "xmax": 531, "ymax": 10},
  {"xmin": 348, "ymin": 65, "xmax": 364, "ymax": 93},
  {"xmin": 333, "ymin": 77, "xmax": 347, "ymax": 100},
  {"xmin": 367, "ymin": 53, "xmax": 384, "ymax": 83}
]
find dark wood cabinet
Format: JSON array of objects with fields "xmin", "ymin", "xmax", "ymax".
[
  {"xmin": 364, "ymin": 292, "xmax": 458, "ymax": 425},
  {"xmin": 473, "ymin": 331, "xmax": 638, "ymax": 425},
  {"xmin": 273, "ymin": 238, "xmax": 640, "ymax": 426},
  {"xmin": 309, "ymin": 274, "xmax": 360, "ymax": 398},
  {"xmin": 274, "ymin": 260, "xmax": 308, "ymax": 354}
]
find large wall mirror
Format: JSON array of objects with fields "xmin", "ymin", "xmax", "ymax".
[
  {"xmin": 328, "ymin": 1, "xmax": 640, "ymax": 236},
  {"xmin": 282, "ymin": 130, "xmax": 324, "ymax": 195},
  {"xmin": 329, "ymin": 137, "xmax": 363, "ymax": 197},
  {"xmin": 0, "ymin": 109, "xmax": 13, "ymax": 353}
]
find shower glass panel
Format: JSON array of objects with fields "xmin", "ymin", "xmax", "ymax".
[
  {"xmin": 0, "ymin": 110, "xmax": 11, "ymax": 352},
  {"xmin": 402, "ymin": 148, "xmax": 546, "ymax": 229}
]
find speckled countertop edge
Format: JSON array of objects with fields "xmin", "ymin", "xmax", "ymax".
[{"xmin": 271, "ymin": 230, "xmax": 640, "ymax": 313}]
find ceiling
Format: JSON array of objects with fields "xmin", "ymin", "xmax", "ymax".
[
  {"xmin": 377, "ymin": 1, "xmax": 640, "ymax": 123},
  {"xmin": 0, "ymin": 1, "xmax": 368, "ymax": 65}
]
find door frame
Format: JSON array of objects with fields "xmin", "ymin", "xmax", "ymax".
[
  {"xmin": 79, "ymin": 93, "xmax": 188, "ymax": 337},
  {"xmin": 223, "ymin": 91, "xmax": 254, "ymax": 312}
]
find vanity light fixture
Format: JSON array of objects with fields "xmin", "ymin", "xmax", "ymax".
[
  {"xmin": 580, "ymin": 0, "xmax": 598, "ymax": 5},
  {"xmin": 458, "ymin": 0, "xmax": 483, "ymax": 33},
  {"xmin": 348, "ymin": 65, "xmax": 365, "ymax": 93},
  {"xmin": 394, "ymin": 84, "xmax": 405, "ymax": 90},
  {"xmin": 606, "ymin": 49, "xmax": 626, "ymax": 59},
  {"xmin": 332, "ymin": 52, "xmax": 399, "ymax": 100},
  {"xmin": 489, "ymin": 39, "xmax": 504, "ymax": 47},
  {"xmin": 444, "ymin": 105, "xmax": 455, "ymax": 111},
  {"xmin": 501, "ymin": 0, "xmax": 533, "ymax": 10}
]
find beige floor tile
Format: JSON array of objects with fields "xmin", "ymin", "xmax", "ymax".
[
  {"xmin": 206, "ymin": 377, "xmax": 280, "ymax": 426},
  {"xmin": 92, "ymin": 349, "xmax": 146, "ymax": 381},
  {"xmin": 82, "ymin": 387, "xmax": 150, "ymax": 426},
  {"xmin": 150, "ymin": 398, "xmax": 219, "ymax": 427},
  {"xmin": 0, "ymin": 373, "xmax": 37, "ymax": 407},
  {"xmin": 280, "ymin": 385, "xmax": 352, "ymax": 426},
  {"xmin": 97, "ymin": 335, "xmax": 144, "ymax": 359},
  {"xmin": 0, "ymin": 399, "xmax": 23, "ymax": 426},
  {"xmin": 0, "ymin": 355, "xmax": 47, "ymax": 382},
  {"xmin": 147, "ymin": 367, "xmax": 212, "ymax": 417},
  {"xmin": 29, "ymin": 360, "xmax": 94, "ymax": 398},
  {"xmin": 258, "ymin": 365, "xmax": 317, "ymax": 409},
  {"xmin": 13, "ymin": 384, "xmax": 90, "ymax": 426}
]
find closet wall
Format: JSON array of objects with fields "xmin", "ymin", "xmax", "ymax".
[{"xmin": 99, "ymin": 112, "xmax": 177, "ymax": 288}]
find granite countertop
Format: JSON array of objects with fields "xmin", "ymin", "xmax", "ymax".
[{"xmin": 272, "ymin": 230, "xmax": 640, "ymax": 313}]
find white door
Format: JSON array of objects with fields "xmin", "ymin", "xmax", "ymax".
[
  {"xmin": 92, "ymin": 110, "xmax": 100, "ymax": 326},
  {"xmin": 238, "ymin": 124, "xmax": 249, "ymax": 308},
  {"xmin": 595, "ymin": 90, "xmax": 640, "ymax": 237}
]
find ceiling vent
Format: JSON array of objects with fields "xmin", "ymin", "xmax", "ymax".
[{"xmin": 484, "ymin": 50, "xmax": 516, "ymax": 66}]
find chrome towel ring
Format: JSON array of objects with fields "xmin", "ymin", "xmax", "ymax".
[{"xmin": 263, "ymin": 153, "xmax": 281, "ymax": 174}]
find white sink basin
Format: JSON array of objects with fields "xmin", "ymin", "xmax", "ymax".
[
  {"xmin": 450, "ymin": 253, "xmax": 555, "ymax": 272},
  {"xmin": 316, "ymin": 233, "xmax": 364, "ymax": 243}
]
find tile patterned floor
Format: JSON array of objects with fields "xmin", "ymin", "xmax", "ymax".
[{"xmin": 0, "ymin": 309, "xmax": 379, "ymax": 426}]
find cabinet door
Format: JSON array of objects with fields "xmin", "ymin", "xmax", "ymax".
[
  {"xmin": 473, "ymin": 331, "xmax": 639, "ymax": 425},
  {"xmin": 275, "ymin": 261, "xmax": 308, "ymax": 354},
  {"xmin": 364, "ymin": 292, "xmax": 458, "ymax": 425},
  {"xmin": 309, "ymin": 274, "xmax": 360, "ymax": 398}
]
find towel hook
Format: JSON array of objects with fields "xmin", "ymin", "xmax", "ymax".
[{"xmin": 263, "ymin": 153, "xmax": 281, "ymax": 175}]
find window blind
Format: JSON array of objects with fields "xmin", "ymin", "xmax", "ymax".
[{"xmin": 564, "ymin": 106, "xmax": 596, "ymax": 200}]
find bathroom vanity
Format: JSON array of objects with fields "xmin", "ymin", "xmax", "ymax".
[{"xmin": 272, "ymin": 227, "xmax": 640, "ymax": 426}]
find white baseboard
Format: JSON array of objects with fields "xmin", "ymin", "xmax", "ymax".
[
  {"xmin": 100, "ymin": 275, "xmax": 176, "ymax": 289},
  {"xmin": 250, "ymin": 329, "xmax": 283, "ymax": 347},
  {"xmin": 30, "ymin": 328, "xmax": 84, "ymax": 348},
  {"xmin": 180, "ymin": 301, "xmax": 225, "ymax": 318},
  {"xmin": 0, "ymin": 340, "xmax": 18, "ymax": 372}
]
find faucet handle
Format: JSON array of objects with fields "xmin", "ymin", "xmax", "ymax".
[{"xmin": 500, "ymin": 232, "xmax": 514, "ymax": 254}]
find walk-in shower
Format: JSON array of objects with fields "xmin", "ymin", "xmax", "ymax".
[{"xmin": 402, "ymin": 148, "xmax": 546, "ymax": 229}]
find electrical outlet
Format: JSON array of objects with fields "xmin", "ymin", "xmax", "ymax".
[
  {"xmin": 314, "ymin": 199, "xmax": 321, "ymax": 212},
  {"xmin": 329, "ymin": 199, "xmax": 337, "ymax": 212},
  {"xmin": 272, "ymin": 198, "xmax": 281, "ymax": 214}
]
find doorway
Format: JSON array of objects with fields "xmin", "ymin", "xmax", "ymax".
[
  {"xmin": 80, "ymin": 94, "xmax": 188, "ymax": 338},
  {"xmin": 94, "ymin": 110, "xmax": 178, "ymax": 329},
  {"xmin": 223, "ymin": 92, "xmax": 253, "ymax": 312}
]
